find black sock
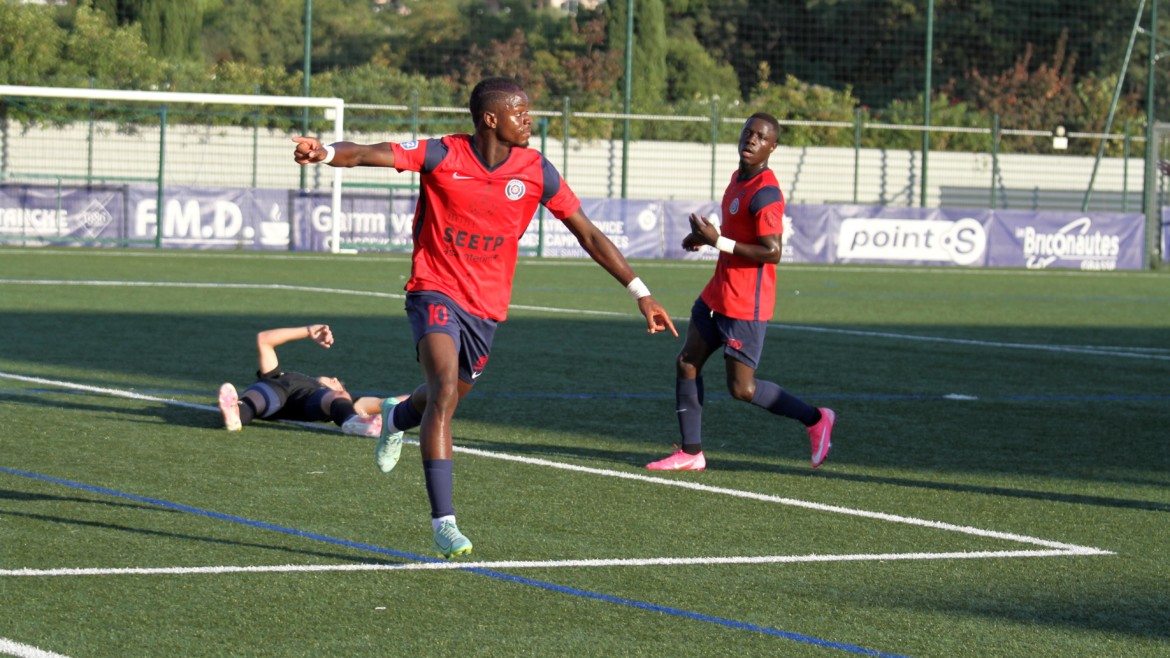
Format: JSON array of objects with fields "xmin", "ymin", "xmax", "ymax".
[
  {"xmin": 329, "ymin": 397, "xmax": 358, "ymax": 426},
  {"xmin": 239, "ymin": 398, "xmax": 258, "ymax": 426}
]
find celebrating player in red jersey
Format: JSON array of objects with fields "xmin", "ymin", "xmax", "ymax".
[
  {"xmin": 294, "ymin": 77, "xmax": 676, "ymax": 558},
  {"xmin": 645, "ymin": 112, "xmax": 835, "ymax": 473}
]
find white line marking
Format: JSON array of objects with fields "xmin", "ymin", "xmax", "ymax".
[
  {"xmin": 0, "ymin": 638, "xmax": 71, "ymax": 658},
  {"xmin": 1, "ymin": 278, "xmax": 1165, "ymax": 359},
  {"xmin": 4, "ymin": 248, "xmax": 1166, "ymax": 278},
  {"xmin": 769, "ymin": 324, "xmax": 1170, "ymax": 361},
  {"xmin": 0, "ymin": 372, "xmax": 1114, "ymax": 563},
  {"xmin": 448, "ymin": 444, "xmax": 1108, "ymax": 553},
  {"xmin": 0, "ymin": 548, "xmax": 1111, "ymax": 578}
]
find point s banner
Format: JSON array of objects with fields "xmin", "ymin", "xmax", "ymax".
[{"xmin": 784, "ymin": 205, "xmax": 1144, "ymax": 270}]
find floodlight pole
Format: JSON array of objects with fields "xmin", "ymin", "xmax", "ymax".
[
  {"xmin": 1144, "ymin": 0, "xmax": 1160, "ymax": 268},
  {"xmin": 621, "ymin": 0, "xmax": 633, "ymax": 200},
  {"xmin": 1083, "ymin": 0, "xmax": 1145, "ymax": 213},
  {"xmin": 920, "ymin": 0, "xmax": 934, "ymax": 208},
  {"xmin": 299, "ymin": 0, "xmax": 312, "ymax": 191}
]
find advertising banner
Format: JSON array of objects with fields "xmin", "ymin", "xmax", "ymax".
[
  {"xmin": 986, "ymin": 210, "xmax": 1145, "ymax": 270},
  {"xmin": 0, "ymin": 184, "xmax": 138, "ymax": 246},
  {"xmin": 126, "ymin": 186, "xmax": 291, "ymax": 250},
  {"xmin": 0, "ymin": 182, "xmax": 1155, "ymax": 270},
  {"xmin": 292, "ymin": 190, "xmax": 416, "ymax": 253},
  {"xmin": 520, "ymin": 198, "xmax": 665, "ymax": 259}
]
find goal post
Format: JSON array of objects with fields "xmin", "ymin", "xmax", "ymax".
[{"xmin": 0, "ymin": 85, "xmax": 348, "ymax": 253}]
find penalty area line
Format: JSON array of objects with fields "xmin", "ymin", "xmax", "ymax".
[
  {"xmin": 0, "ymin": 548, "xmax": 1107, "ymax": 578},
  {"xmin": 0, "ymin": 638, "xmax": 71, "ymax": 658}
]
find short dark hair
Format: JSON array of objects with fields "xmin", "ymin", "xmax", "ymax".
[
  {"xmin": 748, "ymin": 112, "xmax": 781, "ymax": 137},
  {"xmin": 470, "ymin": 77, "xmax": 525, "ymax": 127}
]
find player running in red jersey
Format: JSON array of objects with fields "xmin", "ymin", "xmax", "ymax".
[
  {"xmin": 294, "ymin": 77, "xmax": 677, "ymax": 558},
  {"xmin": 646, "ymin": 112, "xmax": 835, "ymax": 473}
]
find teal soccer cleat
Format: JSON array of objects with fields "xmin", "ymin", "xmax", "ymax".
[
  {"xmin": 433, "ymin": 519, "xmax": 473, "ymax": 559},
  {"xmin": 375, "ymin": 397, "xmax": 404, "ymax": 473}
]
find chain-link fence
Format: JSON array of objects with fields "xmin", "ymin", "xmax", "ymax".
[{"xmin": 1, "ymin": 94, "xmax": 1160, "ymax": 213}]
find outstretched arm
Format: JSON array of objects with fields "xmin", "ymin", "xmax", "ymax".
[
  {"xmin": 687, "ymin": 213, "xmax": 782, "ymax": 264},
  {"xmin": 255, "ymin": 324, "xmax": 334, "ymax": 374},
  {"xmin": 292, "ymin": 136, "xmax": 397, "ymax": 168},
  {"xmin": 561, "ymin": 209, "xmax": 678, "ymax": 337}
]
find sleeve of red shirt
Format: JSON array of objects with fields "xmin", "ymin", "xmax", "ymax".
[
  {"xmin": 752, "ymin": 186, "xmax": 786, "ymax": 236},
  {"xmin": 390, "ymin": 138, "xmax": 447, "ymax": 174},
  {"xmin": 540, "ymin": 156, "xmax": 581, "ymax": 220}
]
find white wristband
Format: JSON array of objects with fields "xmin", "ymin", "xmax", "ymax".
[
  {"xmin": 626, "ymin": 276, "xmax": 651, "ymax": 300},
  {"xmin": 321, "ymin": 144, "xmax": 336, "ymax": 165},
  {"xmin": 715, "ymin": 236, "xmax": 736, "ymax": 254}
]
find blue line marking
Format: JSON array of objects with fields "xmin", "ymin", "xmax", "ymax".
[{"xmin": 2, "ymin": 465, "xmax": 907, "ymax": 657}]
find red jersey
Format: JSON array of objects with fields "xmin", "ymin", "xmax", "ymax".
[
  {"xmin": 699, "ymin": 168, "xmax": 785, "ymax": 321},
  {"xmin": 391, "ymin": 135, "xmax": 581, "ymax": 321}
]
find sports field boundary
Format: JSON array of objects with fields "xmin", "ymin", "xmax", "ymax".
[{"xmin": 0, "ymin": 370, "xmax": 1115, "ymax": 564}]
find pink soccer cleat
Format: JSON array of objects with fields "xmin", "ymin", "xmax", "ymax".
[
  {"xmin": 808, "ymin": 407, "xmax": 835, "ymax": 468},
  {"xmin": 646, "ymin": 446, "xmax": 706, "ymax": 471},
  {"xmin": 218, "ymin": 383, "xmax": 242, "ymax": 431}
]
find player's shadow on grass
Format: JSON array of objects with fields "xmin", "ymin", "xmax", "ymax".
[
  {"xmin": 454, "ymin": 435, "xmax": 1170, "ymax": 514},
  {"xmin": 6, "ymin": 308, "xmax": 1169, "ymax": 496},
  {"xmin": 1, "ymin": 508, "xmax": 407, "ymax": 566},
  {"xmin": 0, "ymin": 488, "xmax": 182, "ymax": 513}
]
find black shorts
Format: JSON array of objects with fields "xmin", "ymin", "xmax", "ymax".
[
  {"xmin": 689, "ymin": 298, "xmax": 767, "ymax": 369},
  {"xmin": 405, "ymin": 290, "xmax": 498, "ymax": 385},
  {"xmin": 245, "ymin": 369, "xmax": 331, "ymax": 422}
]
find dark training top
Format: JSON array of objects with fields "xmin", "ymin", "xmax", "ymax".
[{"xmin": 252, "ymin": 367, "xmax": 331, "ymax": 422}]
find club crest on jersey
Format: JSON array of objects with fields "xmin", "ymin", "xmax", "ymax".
[
  {"xmin": 729, "ymin": 198, "xmax": 741, "ymax": 214},
  {"xmin": 505, "ymin": 179, "xmax": 526, "ymax": 200},
  {"xmin": 400, "ymin": 140, "xmax": 419, "ymax": 150}
]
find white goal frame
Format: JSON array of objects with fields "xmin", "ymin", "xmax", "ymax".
[{"xmin": 0, "ymin": 85, "xmax": 348, "ymax": 253}]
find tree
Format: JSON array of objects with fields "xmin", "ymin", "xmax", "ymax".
[
  {"xmin": 201, "ymin": 0, "xmax": 304, "ymax": 68},
  {"xmin": 58, "ymin": 5, "xmax": 159, "ymax": 87},
  {"xmin": 90, "ymin": 0, "xmax": 203, "ymax": 60},
  {"xmin": 605, "ymin": 0, "xmax": 668, "ymax": 111},
  {"xmin": 961, "ymin": 31, "xmax": 1142, "ymax": 154},
  {"xmin": 0, "ymin": 2, "xmax": 65, "ymax": 85}
]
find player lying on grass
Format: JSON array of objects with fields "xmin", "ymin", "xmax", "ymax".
[{"xmin": 217, "ymin": 324, "xmax": 391, "ymax": 437}]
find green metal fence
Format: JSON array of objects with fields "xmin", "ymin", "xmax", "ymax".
[{"xmin": 0, "ymin": 94, "xmax": 1159, "ymax": 215}]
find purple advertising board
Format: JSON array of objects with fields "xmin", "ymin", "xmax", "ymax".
[{"xmin": 0, "ymin": 183, "xmax": 1154, "ymax": 270}]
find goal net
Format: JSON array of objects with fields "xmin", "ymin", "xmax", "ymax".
[{"xmin": 0, "ymin": 85, "xmax": 348, "ymax": 252}]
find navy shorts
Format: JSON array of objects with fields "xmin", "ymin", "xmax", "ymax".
[
  {"xmin": 405, "ymin": 290, "xmax": 498, "ymax": 385},
  {"xmin": 689, "ymin": 298, "xmax": 767, "ymax": 370}
]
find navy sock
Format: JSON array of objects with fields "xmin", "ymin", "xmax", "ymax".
[
  {"xmin": 239, "ymin": 398, "xmax": 258, "ymax": 426},
  {"xmin": 328, "ymin": 397, "xmax": 358, "ymax": 426},
  {"xmin": 391, "ymin": 397, "xmax": 423, "ymax": 431},
  {"xmin": 423, "ymin": 459, "xmax": 455, "ymax": 519},
  {"xmin": 750, "ymin": 379, "xmax": 820, "ymax": 426},
  {"xmin": 676, "ymin": 377, "xmax": 703, "ymax": 454}
]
